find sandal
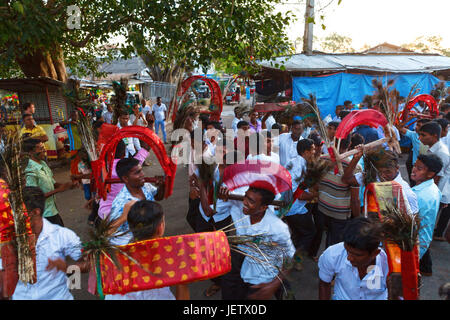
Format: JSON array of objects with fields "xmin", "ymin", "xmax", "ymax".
[{"xmin": 203, "ymin": 284, "xmax": 221, "ymax": 297}]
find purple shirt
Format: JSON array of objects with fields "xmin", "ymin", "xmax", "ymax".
[
  {"xmin": 98, "ymin": 148, "xmax": 149, "ymax": 219},
  {"xmin": 249, "ymin": 120, "xmax": 262, "ymax": 133}
]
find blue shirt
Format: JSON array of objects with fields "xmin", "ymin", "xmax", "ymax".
[
  {"xmin": 355, "ymin": 125, "xmax": 381, "ymax": 144},
  {"xmin": 404, "ymin": 129, "xmax": 422, "ymax": 165},
  {"xmin": 412, "ymin": 179, "xmax": 442, "ymax": 258},
  {"xmin": 109, "ymin": 183, "xmax": 158, "ymax": 245}
]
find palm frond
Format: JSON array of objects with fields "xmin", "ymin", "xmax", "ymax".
[{"xmin": 77, "ymin": 114, "xmax": 98, "ymax": 161}]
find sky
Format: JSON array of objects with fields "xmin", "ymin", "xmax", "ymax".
[{"xmin": 277, "ymin": 0, "xmax": 450, "ymax": 51}]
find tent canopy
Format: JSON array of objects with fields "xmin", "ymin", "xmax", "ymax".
[{"xmin": 259, "ymin": 53, "xmax": 450, "ymax": 74}]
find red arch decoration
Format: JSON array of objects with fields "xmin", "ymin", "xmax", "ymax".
[
  {"xmin": 335, "ymin": 109, "xmax": 388, "ymax": 140},
  {"xmin": 91, "ymin": 126, "xmax": 177, "ymax": 200},
  {"xmin": 171, "ymin": 76, "xmax": 223, "ymax": 123},
  {"xmin": 400, "ymin": 94, "xmax": 439, "ymax": 122}
]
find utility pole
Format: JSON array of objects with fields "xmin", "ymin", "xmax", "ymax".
[{"xmin": 303, "ymin": 0, "xmax": 315, "ymax": 55}]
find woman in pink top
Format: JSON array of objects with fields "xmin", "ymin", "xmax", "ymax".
[{"xmin": 98, "ymin": 140, "xmax": 150, "ymax": 219}]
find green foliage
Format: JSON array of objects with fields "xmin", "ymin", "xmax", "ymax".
[
  {"xmin": 402, "ymin": 36, "xmax": 450, "ymax": 57},
  {"xmin": 319, "ymin": 32, "xmax": 355, "ymax": 53}
]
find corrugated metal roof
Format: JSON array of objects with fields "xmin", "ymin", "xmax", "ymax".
[{"xmin": 259, "ymin": 53, "xmax": 450, "ymax": 73}]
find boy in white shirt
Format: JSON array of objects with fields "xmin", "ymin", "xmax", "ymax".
[
  {"xmin": 318, "ymin": 217, "xmax": 389, "ymax": 300},
  {"xmin": 218, "ymin": 185, "xmax": 296, "ymax": 300}
]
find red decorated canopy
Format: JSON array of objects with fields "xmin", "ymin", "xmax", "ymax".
[
  {"xmin": 399, "ymin": 94, "xmax": 439, "ymax": 122},
  {"xmin": 171, "ymin": 76, "xmax": 223, "ymax": 123},
  {"xmin": 92, "ymin": 126, "xmax": 177, "ymax": 200},
  {"xmin": 335, "ymin": 109, "xmax": 388, "ymax": 140},
  {"xmin": 223, "ymin": 160, "xmax": 292, "ymax": 195}
]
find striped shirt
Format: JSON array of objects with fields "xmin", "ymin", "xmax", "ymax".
[{"xmin": 318, "ymin": 158, "xmax": 360, "ymax": 220}]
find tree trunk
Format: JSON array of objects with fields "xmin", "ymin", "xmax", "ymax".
[{"xmin": 15, "ymin": 45, "xmax": 68, "ymax": 82}]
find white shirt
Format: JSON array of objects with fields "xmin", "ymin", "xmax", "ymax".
[
  {"xmin": 246, "ymin": 153, "xmax": 280, "ymax": 164},
  {"xmin": 229, "ymin": 200, "xmax": 296, "ymax": 285},
  {"xmin": 428, "ymin": 140, "xmax": 450, "ymax": 204},
  {"xmin": 129, "ymin": 114, "xmax": 147, "ymax": 127},
  {"xmin": 102, "ymin": 110, "xmax": 113, "ymax": 124},
  {"xmin": 231, "ymin": 117, "xmax": 243, "ymax": 136},
  {"xmin": 284, "ymin": 155, "xmax": 308, "ymax": 216},
  {"xmin": 278, "ymin": 133, "xmax": 302, "ymax": 167},
  {"xmin": 142, "ymin": 105, "xmax": 152, "ymax": 118},
  {"xmin": 4, "ymin": 219, "xmax": 82, "ymax": 300},
  {"xmin": 152, "ymin": 103, "xmax": 167, "ymax": 121},
  {"xmin": 318, "ymin": 242, "xmax": 389, "ymax": 300},
  {"xmin": 264, "ymin": 115, "xmax": 276, "ymax": 131},
  {"xmin": 117, "ymin": 121, "xmax": 141, "ymax": 157},
  {"xmin": 105, "ymin": 287, "xmax": 175, "ymax": 300},
  {"xmin": 393, "ymin": 173, "xmax": 419, "ymax": 214}
]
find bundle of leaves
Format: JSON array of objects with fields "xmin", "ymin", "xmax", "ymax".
[
  {"xmin": 0, "ymin": 131, "xmax": 35, "ymax": 283},
  {"xmin": 298, "ymin": 159, "xmax": 332, "ymax": 189},
  {"xmin": 365, "ymin": 205, "xmax": 421, "ymax": 252},
  {"xmin": 111, "ymin": 78, "xmax": 129, "ymax": 124},
  {"xmin": 362, "ymin": 146, "xmax": 399, "ymax": 185}
]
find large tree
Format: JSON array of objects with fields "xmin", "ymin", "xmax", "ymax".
[
  {"xmin": 124, "ymin": 0, "xmax": 294, "ymax": 83},
  {"xmin": 402, "ymin": 36, "xmax": 450, "ymax": 57},
  {"xmin": 0, "ymin": 0, "xmax": 141, "ymax": 82},
  {"xmin": 319, "ymin": 32, "xmax": 355, "ymax": 53}
]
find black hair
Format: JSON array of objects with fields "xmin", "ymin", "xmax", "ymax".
[
  {"xmin": 118, "ymin": 109, "xmax": 129, "ymax": 117},
  {"xmin": 22, "ymin": 113, "xmax": 33, "ymax": 120},
  {"xmin": 248, "ymin": 186, "xmax": 275, "ymax": 206},
  {"xmin": 297, "ymin": 138, "xmax": 314, "ymax": 156},
  {"xmin": 116, "ymin": 157, "xmax": 140, "ymax": 180},
  {"xmin": 21, "ymin": 102, "xmax": 34, "ymax": 112},
  {"xmin": 343, "ymin": 217, "xmax": 380, "ymax": 253},
  {"xmin": 338, "ymin": 135, "xmax": 351, "ymax": 151},
  {"xmin": 271, "ymin": 123, "xmax": 281, "ymax": 131},
  {"xmin": 23, "ymin": 138, "xmax": 42, "ymax": 153},
  {"xmin": 237, "ymin": 120, "xmax": 249, "ymax": 129},
  {"xmin": 350, "ymin": 133, "xmax": 365, "ymax": 150},
  {"xmin": 127, "ymin": 200, "xmax": 164, "ymax": 241},
  {"xmin": 417, "ymin": 118, "xmax": 431, "ymax": 125},
  {"xmin": 343, "ymin": 100, "xmax": 352, "ymax": 106},
  {"xmin": 308, "ymin": 132, "xmax": 323, "ymax": 147},
  {"xmin": 419, "ymin": 122, "xmax": 441, "ymax": 138},
  {"xmin": 327, "ymin": 121, "xmax": 340, "ymax": 129},
  {"xmin": 339, "ymin": 110, "xmax": 351, "ymax": 120},
  {"xmin": 440, "ymin": 103, "xmax": 450, "ymax": 112},
  {"xmin": 291, "ymin": 120, "xmax": 302, "ymax": 127},
  {"xmin": 93, "ymin": 121, "xmax": 104, "ymax": 130},
  {"xmin": 199, "ymin": 113, "xmax": 210, "ymax": 123},
  {"xmin": 435, "ymin": 118, "xmax": 449, "ymax": 132},
  {"xmin": 378, "ymin": 150, "xmax": 399, "ymax": 168},
  {"xmin": 416, "ymin": 154, "xmax": 443, "ymax": 175},
  {"xmin": 207, "ymin": 121, "xmax": 222, "ymax": 131},
  {"xmin": 446, "ymin": 112, "xmax": 450, "ymax": 122},
  {"xmin": 23, "ymin": 186, "xmax": 45, "ymax": 215},
  {"xmin": 114, "ymin": 140, "xmax": 126, "ymax": 159},
  {"xmin": 335, "ymin": 105, "xmax": 344, "ymax": 111}
]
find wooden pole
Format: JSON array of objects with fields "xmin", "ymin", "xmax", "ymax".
[{"xmin": 303, "ymin": 0, "xmax": 315, "ymax": 55}]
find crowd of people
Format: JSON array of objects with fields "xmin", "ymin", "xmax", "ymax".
[{"xmin": 0, "ymin": 92, "xmax": 449, "ymax": 301}]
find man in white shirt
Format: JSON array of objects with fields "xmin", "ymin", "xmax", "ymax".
[
  {"xmin": 231, "ymin": 107, "xmax": 243, "ymax": 137},
  {"xmin": 152, "ymin": 97, "xmax": 168, "ymax": 143},
  {"xmin": 284, "ymin": 139, "xmax": 318, "ymax": 271},
  {"xmin": 418, "ymin": 121, "xmax": 450, "ymax": 240},
  {"xmin": 117, "ymin": 111, "xmax": 142, "ymax": 158},
  {"xmin": 102, "ymin": 103, "xmax": 114, "ymax": 124},
  {"xmin": 219, "ymin": 186, "xmax": 295, "ymax": 300},
  {"xmin": 318, "ymin": 217, "xmax": 389, "ymax": 300},
  {"xmin": 332, "ymin": 105, "xmax": 344, "ymax": 122},
  {"xmin": 129, "ymin": 103, "xmax": 148, "ymax": 127},
  {"xmin": 0, "ymin": 186, "xmax": 89, "ymax": 300},
  {"xmin": 278, "ymin": 120, "xmax": 304, "ymax": 167},
  {"xmin": 246, "ymin": 131, "xmax": 280, "ymax": 164}
]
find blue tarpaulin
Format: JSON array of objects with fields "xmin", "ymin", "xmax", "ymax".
[{"xmin": 292, "ymin": 72, "xmax": 441, "ymax": 119}]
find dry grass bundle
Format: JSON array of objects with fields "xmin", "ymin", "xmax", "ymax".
[
  {"xmin": 0, "ymin": 131, "xmax": 35, "ymax": 284},
  {"xmin": 77, "ymin": 113, "xmax": 98, "ymax": 161},
  {"xmin": 368, "ymin": 204, "xmax": 421, "ymax": 252},
  {"xmin": 298, "ymin": 159, "xmax": 332, "ymax": 189},
  {"xmin": 64, "ymin": 79, "xmax": 97, "ymax": 115},
  {"xmin": 301, "ymin": 94, "xmax": 330, "ymax": 148}
]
